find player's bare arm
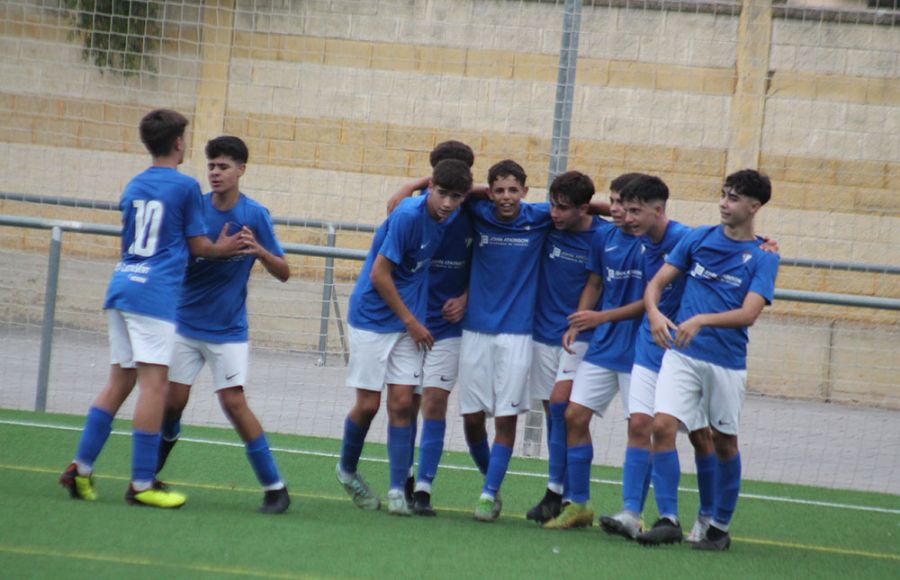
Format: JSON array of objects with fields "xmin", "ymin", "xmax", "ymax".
[
  {"xmin": 386, "ymin": 176, "xmax": 431, "ymax": 215},
  {"xmin": 188, "ymin": 223, "xmax": 247, "ymax": 259},
  {"xmin": 587, "ymin": 196, "xmax": 612, "ymax": 217},
  {"xmin": 569, "ymin": 298, "xmax": 644, "ymax": 333},
  {"xmin": 674, "ymin": 292, "xmax": 768, "ymax": 349},
  {"xmin": 645, "ymin": 263, "xmax": 681, "ymax": 349},
  {"xmin": 239, "ymin": 226, "xmax": 290, "ymax": 282},
  {"xmin": 370, "ymin": 254, "xmax": 434, "ymax": 350},
  {"xmin": 562, "ymin": 271, "xmax": 604, "ymax": 351},
  {"xmin": 441, "ymin": 289, "xmax": 468, "ymax": 324}
]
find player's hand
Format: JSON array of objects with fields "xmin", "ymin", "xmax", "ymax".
[
  {"xmin": 649, "ymin": 310, "xmax": 676, "ymax": 349},
  {"xmin": 759, "ymin": 235, "xmax": 779, "ymax": 253},
  {"xmin": 239, "ymin": 226, "xmax": 263, "ymax": 257},
  {"xmin": 674, "ymin": 316, "xmax": 703, "ymax": 348},
  {"xmin": 442, "ymin": 295, "xmax": 467, "ymax": 324},
  {"xmin": 214, "ymin": 223, "xmax": 247, "ymax": 257},
  {"xmin": 562, "ymin": 326, "xmax": 579, "ymax": 354},
  {"xmin": 567, "ymin": 310, "xmax": 604, "ymax": 333},
  {"xmin": 406, "ymin": 319, "xmax": 434, "ymax": 351}
]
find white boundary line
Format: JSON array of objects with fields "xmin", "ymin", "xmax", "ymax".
[{"xmin": 4, "ymin": 418, "xmax": 899, "ymax": 516}]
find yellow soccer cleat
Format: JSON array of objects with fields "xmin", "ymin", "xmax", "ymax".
[
  {"xmin": 60, "ymin": 463, "xmax": 98, "ymax": 501},
  {"xmin": 125, "ymin": 483, "xmax": 187, "ymax": 508},
  {"xmin": 542, "ymin": 501, "xmax": 594, "ymax": 530}
]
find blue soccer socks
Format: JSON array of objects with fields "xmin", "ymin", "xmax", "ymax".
[
  {"xmin": 482, "ymin": 443, "xmax": 513, "ymax": 498},
  {"xmin": 695, "ymin": 452, "xmax": 717, "ymax": 518},
  {"xmin": 247, "ymin": 434, "xmax": 283, "ymax": 489},
  {"xmin": 468, "ymin": 436, "xmax": 491, "ymax": 475},
  {"xmin": 547, "ymin": 402, "xmax": 568, "ymax": 494},
  {"xmin": 387, "ymin": 424, "xmax": 412, "ymax": 491},
  {"xmin": 623, "ymin": 447, "xmax": 651, "ymax": 514},
  {"xmin": 713, "ymin": 453, "xmax": 741, "ymax": 529},
  {"xmin": 131, "ymin": 430, "xmax": 161, "ymax": 488},
  {"xmin": 417, "ymin": 419, "xmax": 446, "ymax": 491},
  {"xmin": 651, "ymin": 449, "xmax": 681, "ymax": 522},
  {"xmin": 566, "ymin": 444, "xmax": 594, "ymax": 504},
  {"xmin": 339, "ymin": 416, "xmax": 369, "ymax": 475},
  {"xmin": 74, "ymin": 406, "xmax": 114, "ymax": 474}
]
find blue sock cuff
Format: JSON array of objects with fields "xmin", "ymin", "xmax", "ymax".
[
  {"xmin": 345, "ymin": 416, "xmax": 366, "ymax": 437},
  {"xmin": 549, "ymin": 402, "xmax": 568, "ymax": 418},
  {"xmin": 491, "ymin": 443, "xmax": 513, "ymax": 459},
  {"xmin": 626, "ymin": 447, "xmax": 651, "ymax": 461},
  {"xmin": 696, "ymin": 452, "xmax": 717, "ymax": 469},
  {"xmin": 133, "ymin": 429, "xmax": 159, "ymax": 439},
  {"xmin": 423, "ymin": 418, "xmax": 446, "ymax": 429},
  {"xmin": 247, "ymin": 434, "xmax": 270, "ymax": 453},
  {"xmin": 388, "ymin": 424, "xmax": 412, "ymax": 438},
  {"xmin": 719, "ymin": 452, "xmax": 741, "ymax": 466},
  {"xmin": 88, "ymin": 406, "xmax": 114, "ymax": 423}
]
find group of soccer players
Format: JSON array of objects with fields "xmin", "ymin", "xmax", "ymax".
[{"xmin": 59, "ymin": 109, "xmax": 779, "ymax": 552}]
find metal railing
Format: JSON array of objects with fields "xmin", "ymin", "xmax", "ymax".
[{"xmin": 1, "ymin": 213, "xmax": 898, "ymax": 417}]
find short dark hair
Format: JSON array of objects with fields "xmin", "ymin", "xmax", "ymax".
[
  {"xmin": 550, "ymin": 171, "xmax": 595, "ymax": 206},
  {"xmin": 430, "ymin": 140, "xmax": 474, "ymax": 168},
  {"xmin": 609, "ymin": 172, "xmax": 646, "ymax": 194},
  {"xmin": 619, "ymin": 174, "xmax": 669, "ymax": 205},
  {"xmin": 206, "ymin": 135, "xmax": 249, "ymax": 164},
  {"xmin": 724, "ymin": 169, "xmax": 772, "ymax": 205},
  {"xmin": 139, "ymin": 109, "xmax": 189, "ymax": 157},
  {"xmin": 432, "ymin": 159, "xmax": 473, "ymax": 193},
  {"xmin": 487, "ymin": 159, "xmax": 527, "ymax": 187}
]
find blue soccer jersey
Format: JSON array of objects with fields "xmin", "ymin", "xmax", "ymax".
[
  {"xmin": 103, "ymin": 167, "xmax": 206, "ymax": 321},
  {"xmin": 666, "ymin": 225, "xmax": 780, "ymax": 370},
  {"xmin": 176, "ymin": 194, "xmax": 284, "ymax": 343},
  {"xmin": 426, "ymin": 206, "xmax": 474, "ymax": 341},
  {"xmin": 463, "ymin": 199, "xmax": 553, "ymax": 335},
  {"xmin": 633, "ymin": 220, "xmax": 693, "ymax": 372},
  {"xmin": 533, "ymin": 217, "xmax": 613, "ymax": 346},
  {"xmin": 582, "ymin": 226, "xmax": 646, "ymax": 373},
  {"xmin": 349, "ymin": 195, "xmax": 453, "ymax": 333}
]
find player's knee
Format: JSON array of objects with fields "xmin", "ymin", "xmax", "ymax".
[
  {"xmin": 711, "ymin": 430, "xmax": 738, "ymax": 459},
  {"xmin": 217, "ymin": 387, "xmax": 248, "ymax": 416},
  {"xmin": 627, "ymin": 413, "xmax": 653, "ymax": 444},
  {"xmin": 689, "ymin": 427, "xmax": 714, "ymax": 454},
  {"xmin": 564, "ymin": 404, "xmax": 590, "ymax": 432},
  {"xmin": 651, "ymin": 413, "xmax": 679, "ymax": 446},
  {"xmin": 462, "ymin": 414, "xmax": 486, "ymax": 443},
  {"xmin": 421, "ymin": 391, "xmax": 448, "ymax": 419}
]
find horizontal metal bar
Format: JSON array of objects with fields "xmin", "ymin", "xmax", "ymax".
[
  {"xmin": 5, "ymin": 192, "xmax": 897, "ymax": 274},
  {"xmin": 774, "ymin": 289, "xmax": 900, "ymax": 311},
  {"xmin": 0, "ymin": 191, "xmax": 377, "ymax": 233},
  {"xmin": 1, "ymin": 213, "xmax": 896, "ymax": 309}
]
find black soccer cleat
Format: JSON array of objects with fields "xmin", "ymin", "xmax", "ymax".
[
  {"xmin": 525, "ymin": 489, "xmax": 563, "ymax": 524},
  {"xmin": 636, "ymin": 517, "xmax": 683, "ymax": 546},
  {"xmin": 258, "ymin": 487, "xmax": 291, "ymax": 514},
  {"xmin": 404, "ymin": 475, "xmax": 415, "ymax": 509},
  {"xmin": 412, "ymin": 490, "xmax": 436, "ymax": 517},
  {"xmin": 693, "ymin": 525, "xmax": 731, "ymax": 551}
]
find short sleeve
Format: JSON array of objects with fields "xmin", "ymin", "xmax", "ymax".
[
  {"xmin": 586, "ymin": 228, "xmax": 607, "ymax": 275},
  {"xmin": 749, "ymin": 251, "xmax": 779, "ymax": 305},
  {"xmin": 183, "ymin": 182, "xmax": 207, "ymax": 239},
  {"xmin": 665, "ymin": 229, "xmax": 697, "ymax": 272},
  {"xmin": 379, "ymin": 208, "xmax": 416, "ymax": 266},
  {"xmin": 252, "ymin": 206, "xmax": 284, "ymax": 257}
]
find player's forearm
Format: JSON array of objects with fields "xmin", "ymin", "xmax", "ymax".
[
  {"xmin": 600, "ymin": 299, "xmax": 644, "ymax": 324},
  {"xmin": 371, "ymin": 269, "xmax": 418, "ymax": 327},
  {"xmin": 576, "ymin": 275, "xmax": 603, "ymax": 311},
  {"xmin": 692, "ymin": 304, "xmax": 764, "ymax": 330},
  {"xmin": 258, "ymin": 251, "xmax": 290, "ymax": 282},
  {"xmin": 387, "ymin": 177, "xmax": 429, "ymax": 215},
  {"xmin": 189, "ymin": 236, "xmax": 220, "ymax": 259},
  {"xmin": 588, "ymin": 198, "xmax": 611, "ymax": 217}
]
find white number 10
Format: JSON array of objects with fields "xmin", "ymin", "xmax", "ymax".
[{"xmin": 128, "ymin": 199, "xmax": 164, "ymax": 257}]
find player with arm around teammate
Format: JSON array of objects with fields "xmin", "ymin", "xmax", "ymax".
[
  {"xmin": 155, "ymin": 136, "xmax": 292, "ymax": 514},
  {"xmin": 636, "ymin": 169, "xmax": 780, "ymax": 551},
  {"xmin": 336, "ymin": 159, "xmax": 472, "ymax": 516},
  {"xmin": 542, "ymin": 174, "xmax": 651, "ymax": 530},
  {"xmin": 59, "ymin": 110, "xmax": 244, "ymax": 508},
  {"xmin": 525, "ymin": 170, "xmax": 613, "ymax": 524}
]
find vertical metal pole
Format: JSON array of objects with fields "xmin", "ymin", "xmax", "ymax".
[
  {"xmin": 316, "ymin": 224, "xmax": 337, "ymax": 366},
  {"xmin": 523, "ymin": 0, "xmax": 583, "ymax": 458},
  {"xmin": 547, "ymin": 0, "xmax": 583, "ymax": 186},
  {"xmin": 35, "ymin": 226, "xmax": 63, "ymax": 411}
]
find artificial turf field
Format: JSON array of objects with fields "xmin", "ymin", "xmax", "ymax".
[{"xmin": 1, "ymin": 408, "xmax": 897, "ymax": 579}]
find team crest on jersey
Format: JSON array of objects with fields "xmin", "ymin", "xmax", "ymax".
[{"xmin": 742, "ymin": 251, "xmax": 753, "ymax": 264}]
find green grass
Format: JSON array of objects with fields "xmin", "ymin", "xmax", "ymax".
[{"xmin": 1, "ymin": 408, "xmax": 897, "ymax": 579}]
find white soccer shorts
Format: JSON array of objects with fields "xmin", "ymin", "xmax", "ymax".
[
  {"xmin": 654, "ymin": 350, "xmax": 746, "ymax": 436},
  {"xmin": 529, "ymin": 340, "xmax": 588, "ymax": 401},
  {"xmin": 168, "ymin": 334, "xmax": 250, "ymax": 391},
  {"xmin": 107, "ymin": 309, "xmax": 175, "ymax": 368},
  {"xmin": 421, "ymin": 336, "xmax": 462, "ymax": 393},
  {"xmin": 569, "ymin": 360, "xmax": 631, "ymax": 418},
  {"xmin": 345, "ymin": 325, "xmax": 424, "ymax": 392},
  {"xmin": 630, "ymin": 362, "xmax": 709, "ymax": 432},
  {"xmin": 457, "ymin": 330, "xmax": 532, "ymax": 418}
]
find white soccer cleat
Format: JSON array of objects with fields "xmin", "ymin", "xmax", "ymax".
[
  {"xmin": 599, "ymin": 510, "xmax": 643, "ymax": 540},
  {"xmin": 686, "ymin": 515, "xmax": 711, "ymax": 543},
  {"xmin": 386, "ymin": 488, "xmax": 412, "ymax": 516},
  {"xmin": 335, "ymin": 463, "xmax": 381, "ymax": 510}
]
